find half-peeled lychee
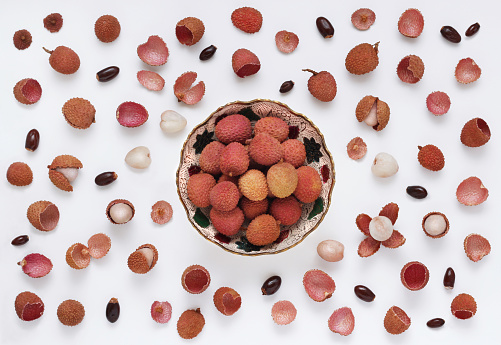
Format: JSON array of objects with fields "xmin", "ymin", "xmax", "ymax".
[{"xmin": 355, "ymin": 95, "xmax": 390, "ymax": 131}]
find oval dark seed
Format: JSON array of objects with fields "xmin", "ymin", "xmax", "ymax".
[
  {"xmin": 199, "ymin": 45, "xmax": 217, "ymax": 61},
  {"xmin": 11, "ymin": 235, "xmax": 29, "ymax": 246},
  {"xmin": 465, "ymin": 23, "xmax": 480, "ymax": 37},
  {"xmin": 261, "ymin": 275, "xmax": 282, "ymax": 295},
  {"xmin": 440, "ymin": 26, "xmax": 461, "ymax": 43},
  {"xmin": 406, "ymin": 185, "xmax": 428, "ymax": 199},
  {"xmin": 354, "ymin": 285, "xmax": 375, "ymax": 302},
  {"xmin": 25, "ymin": 129, "xmax": 40, "ymax": 152},
  {"xmin": 95, "ymin": 172, "xmax": 118, "ymax": 186},
  {"xmin": 106, "ymin": 298, "xmax": 120, "ymax": 323},
  {"xmin": 443, "ymin": 267, "xmax": 455, "ymax": 289},
  {"xmin": 427, "ymin": 318, "xmax": 445, "ymax": 328},
  {"xmin": 279, "ymin": 80, "xmax": 294, "ymax": 93},
  {"xmin": 316, "ymin": 17, "xmax": 334, "ymax": 38},
  {"xmin": 96, "ymin": 66, "xmax": 119, "ymax": 82}
]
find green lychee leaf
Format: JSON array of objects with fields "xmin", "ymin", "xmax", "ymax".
[
  {"xmin": 238, "ymin": 107, "xmax": 260, "ymax": 122},
  {"xmin": 308, "ymin": 197, "xmax": 324, "ymax": 220},
  {"xmin": 193, "ymin": 208, "xmax": 210, "ymax": 228},
  {"xmin": 236, "ymin": 236, "xmax": 263, "ymax": 252}
]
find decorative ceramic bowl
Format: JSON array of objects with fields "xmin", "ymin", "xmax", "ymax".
[{"xmin": 177, "ymin": 100, "xmax": 335, "ymax": 255}]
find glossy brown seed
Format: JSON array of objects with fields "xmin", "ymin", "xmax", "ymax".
[
  {"xmin": 106, "ymin": 298, "xmax": 120, "ymax": 323},
  {"xmin": 354, "ymin": 285, "xmax": 375, "ymax": 302},
  {"xmin": 279, "ymin": 80, "xmax": 294, "ymax": 93},
  {"xmin": 465, "ymin": 23, "xmax": 480, "ymax": 37},
  {"xmin": 96, "ymin": 66, "xmax": 119, "ymax": 82},
  {"xmin": 261, "ymin": 275, "xmax": 282, "ymax": 295},
  {"xmin": 443, "ymin": 267, "xmax": 455, "ymax": 289},
  {"xmin": 95, "ymin": 172, "xmax": 118, "ymax": 186},
  {"xmin": 406, "ymin": 185, "xmax": 427, "ymax": 199},
  {"xmin": 11, "ymin": 235, "xmax": 29, "ymax": 246},
  {"xmin": 427, "ymin": 318, "xmax": 445, "ymax": 328},
  {"xmin": 440, "ymin": 26, "xmax": 461, "ymax": 43},
  {"xmin": 25, "ymin": 129, "xmax": 40, "ymax": 152},
  {"xmin": 199, "ymin": 45, "xmax": 217, "ymax": 61},
  {"xmin": 316, "ymin": 17, "xmax": 334, "ymax": 38}
]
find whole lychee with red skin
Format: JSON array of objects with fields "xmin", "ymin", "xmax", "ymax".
[
  {"xmin": 43, "ymin": 46, "xmax": 80, "ymax": 74},
  {"xmin": 345, "ymin": 42, "xmax": 379, "ymax": 75},
  {"xmin": 417, "ymin": 145, "xmax": 445, "ymax": 171},
  {"xmin": 303, "ymin": 69, "xmax": 337, "ymax": 102}
]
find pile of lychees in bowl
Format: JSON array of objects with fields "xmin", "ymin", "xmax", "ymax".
[{"xmin": 177, "ymin": 100, "xmax": 335, "ymax": 255}]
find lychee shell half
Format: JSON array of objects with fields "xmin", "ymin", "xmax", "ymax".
[
  {"xmin": 66, "ymin": 243, "xmax": 91, "ymax": 269},
  {"xmin": 176, "ymin": 17, "xmax": 205, "ymax": 46},
  {"xmin": 13, "ymin": 78, "xmax": 42, "ymax": 105},
  {"xmin": 181, "ymin": 264, "xmax": 211, "ymax": 294},
  {"xmin": 137, "ymin": 70, "xmax": 165, "ymax": 91},
  {"xmin": 275, "ymin": 30, "xmax": 299, "ymax": 53},
  {"xmin": 455, "ymin": 58, "xmax": 481, "ymax": 84},
  {"xmin": 351, "ymin": 8, "xmax": 376, "ymax": 30},
  {"xmin": 18, "ymin": 253, "xmax": 53, "ymax": 278},
  {"xmin": 384, "ymin": 306, "xmax": 411, "ymax": 334},
  {"xmin": 398, "ymin": 9, "xmax": 424, "ymax": 38},
  {"xmin": 213, "ymin": 287, "xmax": 242, "ymax": 316},
  {"xmin": 303, "ymin": 269, "xmax": 336, "ymax": 302},
  {"xmin": 27, "ymin": 200, "xmax": 59, "ymax": 231},
  {"xmin": 460, "ymin": 118, "xmax": 490, "ymax": 147},
  {"xmin": 151, "ymin": 200, "xmax": 173, "ymax": 224},
  {"xmin": 272, "ymin": 300, "xmax": 297, "ymax": 325},
  {"xmin": 15, "ymin": 291, "xmax": 44, "ymax": 321},
  {"xmin": 456, "ymin": 176, "xmax": 488, "ymax": 206},
  {"xmin": 464, "ymin": 233, "xmax": 491, "ymax": 262},
  {"xmin": 151, "ymin": 301, "xmax": 172, "ymax": 324},
  {"xmin": 328, "ymin": 307, "xmax": 355, "ymax": 336},
  {"xmin": 137, "ymin": 35, "xmax": 169, "ymax": 66},
  {"xmin": 451, "ymin": 293, "xmax": 477, "ymax": 320},
  {"xmin": 347, "ymin": 137, "xmax": 367, "ymax": 160},
  {"xmin": 397, "ymin": 55, "xmax": 424, "ymax": 83},
  {"xmin": 400, "ymin": 261, "xmax": 429, "ymax": 291},
  {"xmin": 232, "ymin": 48, "xmax": 261, "ymax": 78},
  {"xmin": 426, "ymin": 91, "xmax": 451, "ymax": 116},
  {"xmin": 87, "ymin": 233, "xmax": 111, "ymax": 259},
  {"xmin": 174, "ymin": 71, "xmax": 205, "ymax": 105}
]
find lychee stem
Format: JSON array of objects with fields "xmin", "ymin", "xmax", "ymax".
[
  {"xmin": 418, "ymin": 146, "xmax": 423, "ymax": 150},
  {"xmin": 81, "ymin": 248, "xmax": 89, "ymax": 255},
  {"xmin": 42, "ymin": 47, "xmax": 53, "ymax": 54},
  {"xmin": 302, "ymin": 69, "xmax": 318, "ymax": 76},
  {"xmin": 17, "ymin": 260, "xmax": 26, "ymax": 267},
  {"xmin": 373, "ymin": 42, "xmax": 380, "ymax": 54}
]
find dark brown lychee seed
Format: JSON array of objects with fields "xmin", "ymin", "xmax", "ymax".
[
  {"xmin": 96, "ymin": 66, "xmax": 119, "ymax": 82},
  {"xmin": 261, "ymin": 275, "xmax": 282, "ymax": 295},
  {"xmin": 106, "ymin": 298, "xmax": 120, "ymax": 323},
  {"xmin": 316, "ymin": 17, "xmax": 334, "ymax": 38},
  {"xmin": 279, "ymin": 80, "xmax": 294, "ymax": 93},
  {"xmin": 200, "ymin": 45, "xmax": 217, "ymax": 61}
]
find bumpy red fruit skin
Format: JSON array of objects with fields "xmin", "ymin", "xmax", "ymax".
[
  {"xmin": 209, "ymin": 181, "xmax": 240, "ymax": 211},
  {"xmin": 417, "ymin": 145, "xmax": 444, "ymax": 171},
  {"xmin": 398, "ymin": 9, "xmax": 424, "ymax": 38},
  {"xmin": 270, "ymin": 196, "xmax": 302, "ymax": 226},
  {"xmin": 351, "ymin": 8, "xmax": 376, "ymax": 30},
  {"xmin": 397, "ymin": 55, "xmax": 425, "ymax": 83},
  {"xmin": 231, "ymin": 7, "xmax": 263, "ymax": 33},
  {"xmin": 272, "ymin": 300, "xmax": 297, "ymax": 325},
  {"xmin": 460, "ymin": 118, "xmax": 490, "ymax": 147},
  {"xmin": 246, "ymin": 214, "xmax": 280, "ymax": 246},
  {"xmin": 400, "ymin": 261, "xmax": 429, "ymax": 291},
  {"xmin": 137, "ymin": 70, "xmax": 165, "ymax": 91},
  {"xmin": 47, "ymin": 46, "xmax": 80, "ymax": 74},
  {"xmin": 181, "ymin": 264, "xmax": 211, "ymax": 294},
  {"xmin": 187, "ymin": 173, "xmax": 216, "ymax": 208},
  {"xmin": 455, "ymin": 58, "xmax": 481, "ymax": 84},
  {"xmin": 304, "ymin": 69, "xmax": 337, "ymax": 102},
  {"xmin": 13, "ymin": 29, "xmax": 32, "ymax": 50},
  {"xmin": 177, "ymin": 309, "xmax": 205, "ymax": 339},
  {"xmin": 345, "ymin": 43, "xmax": 379, "ymax": 75},
  {"xmin": 176, "ymin": 17, "xmax": 205, "ymax": 46},
  {"xmin": 426, "ymin": 91, "xmax": 451, "ymax": 116},
  {"xmin": 451, "ymin": 293, "xmax": 477, "ymax": 319},
  {"xmin": 328, "ymin": 307, "xmax": 355, "ymax": 336},
  {"xmin": 213, "ymin": 287, "xmax": 242, "ymax": 316},
  {"xmin": 210, "ymin": 207, "xmax": 244, "ymax": 236},
  {"xmin": 174, "ymin": 71, "xmax": 205, "ymax": 105},
  {"xmin": 94, "ymin": 15, "xmax": 121, "ymax": 43},
  {"xmin": 15, "ymin": 291, "xmax": 44, "ymax": 321},
  {"xmin": 7, "ymin": 162, "xmax": 33, "ymax": 186},
  {"xmin": 303, "ymin": 269, "xmax": 336, "ymax": 302},
  {"xmin": 456, "ymin": 176, "xmax": 488, "ymax": 206},
  {"xmin": 294, "ymin": 166, "xmax": 322, "ymax": 203},
  {"xmin": 384, "ymin": 306, "xmax": 411, "ymax": 334},
  {"xmin": 232, "ymin": 49, "xmax": 261, "ymax": 78},
  {"xmin": 13, "ymin": 79, "xmax": 42, "ymax": 105},
  {"xmin": 151, "ymin": 301, "xmax": 172, "ymax": 324},
  {"xmin": 137, "ymin": 35, "xmax": 169, "ymax": 66},
  {"xmin": 215, "ymin": 114, "xmax": 252, "ymax": 144}
]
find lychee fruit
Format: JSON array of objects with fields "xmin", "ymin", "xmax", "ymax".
[
  {"xmin": 219, "ymin": 142, "xmax": 249, "ymax": 177},
  {"xmin": 294, "ymin": 166, "xmax": 322, "ymax": 203},
  {"xmin": 246, "ymin": 214, "xmax": 280, "ymax": 246},
  {"xmin": 57, "ymin": 299, "xmax": 85, "ymax": 326},
  {"xmin": 231, "ymin": 7, "xmax": 263, "ymax": 33},
  {"xmin": 210, "ymin": 207, "xmax": 244, "ymax": 236},
  {"xmin": 249, "ymin": 133, "xmax": 283, "ymax": 166},
  {"xmin": 303, "ymin": 69, "xmax": 337, "ymax": 102},
  {"xmin": 176, "ymin": 17, "xmax": 205, "ymax": 46},
  {"xmin": 187, "ymin": 172, "xmax": 216, "ymax": 208},
  {"xmin": 254, "ymin": 117, "xmax": 289, "ymax": 142},
  {"xmin": 240, "ymin": 197, "xmax": 268, "ymax": 220},
  {"xmin": 345, "ymin": 42, "xmax": 379, "ymax": 75},
  {"xmin": 417, "ymin": 145, "xmax": 445, "ymax": 171},
  {"xmin": 267, "ymin": 162, "xmax": 298, "ymax": 198},
  {"xmin": 232, "ymin": 48, "xmax": 261, "ymax": 78},
  {"xmin": 43, "ymin": 46, "xmax": 80, "ymax": 74},
  {"xmin": 177, "ymin": 308, "xmax": 205, "ymax": 339},
  {"xmin": 239, "ymin": 169, "xmax": 268, "ymax": 201},
  {"xmin": 62, "ymin": 98, "xmax": 96, "ymax": 129},
  {"xmin": 209, "ymin": 181, "xmax": 240, "ymax": 212},
  {"xmin": 199, "ymin": 141, "xmax": 225, "ymax": 175},
  {"xmin": 270, "ymin": 196, "xmax": 302, "ymax": 226},
  {"xmin": 215, "ymin": 114, "xmax": 252, "ymax": 144},
  {"xmin": 7, "ymin": 162, "xmax": 33, "ymax": 186},
  {"xmin": 282, "ymin": 139, "xmax": 306, "ymax": 168},
  {"xmin": 94, "ymin": 15, "xmax": 121, "ymax": 43}
]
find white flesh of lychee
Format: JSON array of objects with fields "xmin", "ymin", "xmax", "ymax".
[{"xmin": 369, "ymin": 216, "xmax": 393, "ymax": 241}]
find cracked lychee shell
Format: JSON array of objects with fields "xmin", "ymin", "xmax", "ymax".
[
  {"xmin": 47, "ymin": 155, "xmax": 83, "ymax": 192},
  {"xmin": 174, "ymin": 71, "xmax": 205, "ymax": 105},
  {"xmin": 127, "ymin": 244, "xmax": 158, "ymax": 274},
  {"xmin": 464, "ymin": 234, "xmax": 491, "ymax": 262},
  {"xmin": 43, "ymin": 13, "xmax": 63, "ymax": 33},
  {"xmin": 181, "ymin": 264, "xmax": 211, "ymax": 294},
  {"xmin": 15, "ymin": 291, "xmax": 44, "ymax": 321},
  {"xmin": 213, "ymin": 287, "xmax": 242, "ymax": 316},
  {"xmin": 176, "ymin": 17, "xmax": 205, "ymax": 46},
  {"xmin": 397, "ymin": 55, "xmax": 424, "ymax": 83},
  {"xmin": 303, "ymin": 269, "xmax": 336, "ymax": 302},
  {"xmin": 27, "ymin": 200, "xmax": 59, "ymax": 231},
  {"xmin": 137, "ymin": 70, "xmax": 165, "ymax": 91},
  {"xmin": 275, "ymin": 30, "xmax": 299, "ymax": 53},
  {"xmin": 347, "ymin": 137, "xmax": 367, "ymax": 160},
  {"xmin": 7, "ymin": 162, "xmax": 33, "ymax": 186},
  {"xmin": 384, "ymin": 306, "xmax": 411, "ymax": 334},
  {"xmin": 355, "ymin": 95, "xmax": 390, "ymax": 131},
  {"xmin": 106, "ymin": 199, "xmax": 135, "ymax": 224},
  {"xmin": 460, "ymin": 118, "xmax": 490, "ymax": 147},
  {"xmin": 398, "ymin": 8, "xmax": 424, "ymax": 38},
  {"xmin": 13, "ymin": 78, "xmax": 42, "ymax": 105},
  {"xmin": 66, "ymin": 243, "xmax": 91, "ymax": 269},
  {"xmin": 62, "ymin": 98, "xmax": 96, "ymax": 129}
]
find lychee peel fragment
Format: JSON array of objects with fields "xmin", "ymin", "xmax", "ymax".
[
  {"xmin": 351, "ymin": 8, "xmax": 376, "ymax": 30},
  {"xmin": 426, "ymin": 91, "xmax": 450, "ymax": 116},
  {"xmin": 384, "ymin": 306, "xmax": 411, "ymax": 334},
  {"xmin": 87, "ymin": 233, "xmax": 111, "ymax": 259},
  {"xmin": 137, "ymin": 35, "xmax": 169, "ymax": 66},
  {"xmin": 137, "ymin": 70, "xmax": 165, "ymax": 91},
  {"xmin": 151, "ymin": 200, "xmax": 173, "ymax": 224},
  {"xmin": 232, "ymin": 49, "xmax": 261, "ymax": 78},
  {"xmin": 328, "ymin": 307, "xmax": 355, "ymax": 336},
  {"xmin": 357, "ymin": 237, "xmax": 381, "ymax": 257},
  {"xmin": 464, "ymin": 234, "xmax": 491, "ymax": 262},
  {"xmin": 116, "ymin": 101, "xmax": 149, "ymax": 127},
  {"xmin": 14, "ymin": 78, "xmax": 42, "ymax": 105},
  {"xmin": 451, "ymin": 293, "xmax": 477, "ymax": 319},
  {"xmin": 398, "ymin": 9, "xmax": 424, "ymax": 38},
  {"xmin": 347, "ymin": 137, "xmax": 367, "ymax": 160},
  {"xmin": 456, "ymin": 176, "xmax": 488, "ymax": 206},
  {"xmin": 275, "ymin": 30, "xmax": 299, "ymax": 53},
  {"xmin": 272, "ymin": 300, "xmax": 297, "ymax": 325},
  {"xmin": 174, "ymin": 71, "xmax": 205, "ymax": 105},
  {"xmin": 15, "ymin": 291, "xmax": 44, "ymax": 321},
  {"xmin": 213, "ymin": 287, "xmax": 241, "ymax": 316},
  {"xmin": 455, "ymin": 58, "xmax": 481, "ymax": 84},
  {"xmin": 400, "ymin": 261, "xmax": 429, "ymax": 291},
  {"xmin": 397, "ymin": 55, "xmax": 424, "ymax": 83},
  {"xmin": 18, "ymin": 253, "xmax": 53, "ymax": 278},
  {"xmin": 379, "ymin": 202, "xmax": 399, "ymax": 225},
  {"xmin": 181, "ymin": 265, "xmax": 211, "ymax": 294},
  {"xmin": 303, "ymin": 269, "xmax": 335, "ymax": 302},
  {"xmin": 151, "ymin": 301, "xmax": 172, "ymax": 324}
]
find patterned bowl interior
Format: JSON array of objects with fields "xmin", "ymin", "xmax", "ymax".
[{"xmin": 176, "ymin": 100, "xmax": 335, "ymax": 255}]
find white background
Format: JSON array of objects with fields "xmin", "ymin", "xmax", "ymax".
[{"xmin": 0, "ymin": 1, "xmax": 498, "ymax": 344}]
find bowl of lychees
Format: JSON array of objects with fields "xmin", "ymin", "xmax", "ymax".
[{"xmin": 177, "ymin": 99, "xmax": 335, "ymax": 255}]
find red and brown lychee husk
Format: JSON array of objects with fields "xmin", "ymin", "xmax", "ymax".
[
  {"xmin": 303, "ymin": 269, "xmax": 336, "ymax": 302},
  {"xmin": 347, "ymin": 137, "xmax": 367, "ymax": 160},
  {"xmin": 345, "ymin": 42, "xmax": 379, "ymax": 75},
  {"xmin": 181, "ymin": 265, "xmax": 211, "ymax": 294},
  {"xmin": 303, "ymin": 69, "xmax": 337, "ymax": 102},
  {"xmin": 27, "ymin": 200, "xmax": 59, "ymax": 231},
  {"xmin": 464, "ymin": 233, "xmax": 491, "ymax": 262},
  {"xmin": 48, "ymin": 155, "xmax": 82, "ymax": 192},
  {"xmin": 151, "ymin": 301, "xmax": 172, "ymax": 324},
  {"xmin": 455, "ymin": 58, "xmax": 481, "ymax": 84},
  {"xmin": 13, "ymin": 78, "xmax": 42, "ymax": 105},
  {"xmin": 456, "ymin": 176, "xmax": 488, "ymax": 206},
  {"xmin": 151, "ymin": 200, "xmax": 173, "ymax": 224},
  {"xmin": 328, "ymin": 307, "xmax": 355, "ymax": 336},
  {"xmin": 57, "ymin": 299, "xmax": 85, "ymax": 326},
  {"xmin": 137, "ymin": 70, "xmax": 165, "ymax": 91},
  {"xmin": 116, "ymin": 101, "xmax": 149, "ymax": 127},
  {"xmin": 272, "ymin": 300, "xmax": 297, "ymax": 325},
  {"xmin": 355, "ymin": 95, "xmax": 390, "ymax": 131},
  {"xmin": 397, "ymin": 55, "xmax": 424, "ymax": 83},
  {"xmin": 127, "ymin": 244, "xmax": 158, "ymax": 274},
  {"xmin": 460, "ymin": 118, "xmax": 490, "ymax": 147},
  {"xmin": 62, "ymin": 98, "xmax": 96, "ymax": 129},
  {"xmin": 232, "ymin": 49, "xmax": 261, "ymax": 78},
  {"xmin": 177, "ymin": 308, "xmax": 205, "ymax": 339},
  {"xmin": 398, "ymin": 8, "xmax": 424, "ymax": 38},
  {"xmin": 422, "ymin": 212, "xmax": 449, "ymax": 238},
  {"xmin": 94, "ymin": 15, "xmax": 121, "ymax": 43},
  {"xmin": 106, "ymin": 199, "xmax": 135, "ymax": 224},
  {"xmin": 44, "ymin": 46, "xmax": 80, "ymax": 74},
  {"xmin": 15, "ymin": 291, "xmax": 44, "ymax": 321},
  {"xmin": 176, "ymin": 17, "xmax": 205, "ymax": 46},
  {"xmin": 400, "ymin": 261, "xmax": 429, "ymax": 291},
  {"xmin": 213, "ymin": 287, "xmax": 242, "ymax": 316},
  {"xmin": 384, "ymin": 306, "xmax": 411, "ymax": 334},
  {"xmin": 13, "ymin": 29, "xmax": 32, "ymax": 50},
  {"xmin": 451, "ymin": 293, "xmax": 477, "ymax": 320},
  {"xmin": 231, "ymin": 7, "xmax": 263, "ymax": 34},
  {"xmin": 66, "ymin": 243, "xmax": 91, "ymax": 269},
  {"xmin": 275, "ymin": 30, "xmax": 299, "ymax": 53},
  {"xmin": 351, "ymin": 8, "xmax": 376, "ymax": 30},
  {"xmin": 18, "ymin": 253, "xmax": 53, "ymax": 278},
  {"xmin": 426, "ymin": 91, "xmax": 451, "ymax": 116},
  {"xmin": 87, "ymin": 233, "xmax": 111, "ymax": 259},
  {"xmin": 43, "ymin": 13, "xmax": 63, "ymax": 33},
  {"xmin": 417, "ymin": 145, "xmax": 445, "ymax": 171},
  {"xmin": 137, "ymin": 35, "xmax": 169, "ymax": 66},
  {"xmin": 173, "ymin": 71, "xmax": 205, "ymax": 104},
  {"xmin": 7, "ymin": 162, "xmax": 33, "ymax": 186}
]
